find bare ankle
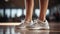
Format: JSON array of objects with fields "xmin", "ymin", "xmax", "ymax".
[
  {"xmin": 39, "ymin": 18, "xmax": 46, "ymax": 22},
  {"xmin": 25, "ymin": 19, "xmax": 32, "ymax": 23}
]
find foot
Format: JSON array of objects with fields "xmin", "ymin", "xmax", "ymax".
[
  {"xmin": 26, "ymin": 19, "xmax": 50, "ymax": 29},
  {"xmin": 18, "ymin": 20, "xmax": 34, "ymax": 29}
]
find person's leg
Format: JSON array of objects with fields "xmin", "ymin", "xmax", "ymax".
[
  {"xmin": 39, "ymin": 0, "xmax": 49, "ymax": 22},
  {"xmin": 16, "ymin": 0, "xmax": 34, "ymax": 29},
  {"xmin": 25, "ymin": 0, "xmax": 34, "ymax": 23}
]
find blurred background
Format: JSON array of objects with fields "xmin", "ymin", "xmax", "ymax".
[{"xmin": 0, "ymin": 0, "xmax": 60, "ymax": 22}]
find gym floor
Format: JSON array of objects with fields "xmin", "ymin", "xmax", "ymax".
[
  {"xmin": 15, "ymin": 22, "xmax": 60, "ymax": 34},
  {"xmin": 0, "ymin": 22, "xmax": 60, "ymax": 34}
]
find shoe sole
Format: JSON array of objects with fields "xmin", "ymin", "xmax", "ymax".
[{"xmin": 27, "ymin": 27, "xmax": 50, "ymax": 30}]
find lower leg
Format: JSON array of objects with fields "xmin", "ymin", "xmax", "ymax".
[
  {"xmin": 25, "ymin": 0, "xmax": 34, "ymax": 22},
  {"xmin": 39, "ymin": 0, "xmax": 49, "ymax": 22}
]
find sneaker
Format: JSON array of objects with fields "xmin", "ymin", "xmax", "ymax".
[
  {"xmin": 26, "ymin": 19, "xmax": 50, "ymax": 29},
  {"xmin": 17, "ymin": 20, "xmax": 34, "ymax": 29}
]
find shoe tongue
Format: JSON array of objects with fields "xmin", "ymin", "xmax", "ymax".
[{"xmin": 29, "ymin": 21, "xmax": 34, "ymax": 25}]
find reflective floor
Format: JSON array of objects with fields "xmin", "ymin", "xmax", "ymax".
[
  {"xmin": 15, "ymin": 30, "xmax": 60, "ymax": 34},
  {"xmin": 0, "ymin": 22, "xmax": 60, "ymax": 34}
]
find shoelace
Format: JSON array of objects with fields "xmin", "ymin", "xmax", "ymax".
[{"xmin": 34, "ymin": 19, "xmax": 46, "ymax": 26}]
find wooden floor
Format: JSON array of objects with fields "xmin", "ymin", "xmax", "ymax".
[{"xmin": 0, "ymin": 22, "xmax": 60, "ymax": 34}]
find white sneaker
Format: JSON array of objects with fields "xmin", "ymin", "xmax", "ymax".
[
  {"xmin": 26, "ymin": 19, "xmax": 50, "ymax": 29},
  {"xmin": 18, "ymin": 20, "xmax": 34, "ymax": 29}
]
